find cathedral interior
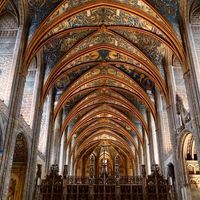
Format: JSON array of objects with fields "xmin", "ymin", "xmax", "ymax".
[{"xmin": 0, "ymin": 0, "xmax": 200, "ymax": 200}]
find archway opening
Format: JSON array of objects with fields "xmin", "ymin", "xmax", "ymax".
[
  {"xmin": 7, "ymin": 133, "xmax": 28, "ymax": 200},
  {"xmin": 182, "ymin": 133, "xmax": 200, "ymax": 200}
]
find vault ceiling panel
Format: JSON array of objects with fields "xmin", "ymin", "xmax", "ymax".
[
  {"xmin": 60, "ymin": 88, "xmax": 148, "ymax": 129},
  {"xmin": 146, "ymin": 0, "xmax": 180, "ymax": 35},
  {"xmin": 115, "ymin": 89, "xmax": 147, "ymax": 111},
  {"xmin": 67, "ymin": 65, "xmax": 145, "ymax": 96},
  {"xmin": 111, "ymin": 104, "xmax": 141, "ymax": 125},
  {"xmin": 112, "ymin": 118, "xmax": 137, "ymax": 138},
  {"xmin": 44, "ymin": 30, "xmax": 94, "ymax": 75},
  {"xmin": 113, "ymin": 30, "xmax": 166, "ymax": 66},
  {"xmin": 45, "ymin": 7, "xmax": 164, "ymax": 39},
  {"xmin": 47, "ymin": 49, "xmax": 154, "ymax": 78},
  {"xmin": 53, "ymin": 62, "xmax": 155, "ymax": 95},
  {"xmin": 47, "ymin": 0, "xmax": 162, "ymax": 24},
  {"xmin": 72, "ymin": 118, "xmax": 136, "ymax": 147},
  {"xmin": 4, "ymin": 0, "xmax": 19, "ymax": 21},
  {"xmin": 68, "ymin": 100, "xmax": 137, "ymax": 128},
  {"xmin": 80, "ymin": 105, "xmax": 127, "ymax": 121},
  {"xmin": 54, "ymin": 64, "xmax": 93, "ymax": 98},
  {"xmin": 65, "ymin": 31, "xmax": 146, "ymax": 61},
  {"xmin": 62, "ymin": 89, "xmax": 94, "ymax": 116},
  {"xmin": 69, "ymin": 104, "xmax": 97, "ymax": 126},
  {"xmin": 113, "ymin": 63, "xmax": 155, "ymax": 93},
  {"xmin": 28, "ymin": 0, "xmax": 62, "ymax": 35}
]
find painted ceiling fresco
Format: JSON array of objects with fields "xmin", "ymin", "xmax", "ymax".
[
  {"xmin": 62, "ymin": 89, "xmax": 93, "ymax": 115},
  {"xmin": 113, "ymin": 30, "xmax": 166, "ymax": 65},
  {"xmin": 4, "ymin": 0, "xmax": 20, "ymax": 25},
  {"xmin": 28, "ymin": 0, "xmax": 62, "ymax": 35},
  {"xmin": 44, "ymin": 30, "xmax": 94, "ymax": 72},
  {"xmin": 44, "ymin": 0, "xmax": 169, "ymax": 28},
  {"xmin": 45, "ymin": 7, "xmax": 164, "ymax": 39},
  {"xmin": 22, "ymin": 0, "xmax": 184, "ymax": 164},
  {"xmin": 146, "ymin": 0, "xmax": 180, "ymax": 34},
  {"xmin": 28, "ymin": 0, "xmax": 180, "ymax": 37}
]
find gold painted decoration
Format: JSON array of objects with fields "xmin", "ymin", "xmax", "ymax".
[
  {"xmin": 45, "ymin": 0, "xmax": 162, "ymax": 26},
  {"xmin": 45, "ymin": 7, "xmax": 164, "ymax": 40}
]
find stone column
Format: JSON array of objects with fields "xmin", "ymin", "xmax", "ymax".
[
  {"xmin": 24, "ymin": 50, "xmax": 45, "ymax": 200},
  {"xmin": 151, "ymin": 114, "xmax": 160, "ymax": 165},
  {"xmin": 142, "ymin": 111, "xmax": 151, "ymax": 174},
  {"xmin": 44, "ymin": 89, "xmax": 55, "ymax": 173},
  {"xmin": 69, "ymin": 135, "xmax": 76, "ymax": 175},
  {"xmin": 183, "ymin": 71, "xmax": 200, "ymax": 166},
  {"xmin": 0, "ymin": 24, "xmax": 29, "ymax": 200},
  {"xmin": 146, "ymin": 110, "xmax": 155, "ymax": 165},
  {"xmin": 55, "ymin": 112, "xmax": 63, "ymax": 169},
  {"xmin": 180, "ymin": 6, "xmax": 200, "ymax": 93},
  {"xmin": 29, "ymin": 55, "xmax": 44, "ymax": 128},
  {"xmin": 62, "ymin": 131, "xmax": 67, "ymax": 167},
  {"xmin": 59, "ymin": 132, "xmax": 65, "ymax": 173},
  {"xmin": 65, "ymin": 141, "xmax": 70, "ymax": 165},
  {"xmin": 180, "ymin": 5, "xmax": 200, "ymax": 165},
  {"xmin": 142, "ymin": 127, "xmax": 147, "ymax": 168},
  {"xmin": 165, "ymin": 59, "xmax": 185, "ymax": 200},
  {"xmin": 136, "ymin": 135, "xmax": 141, "ymax": 175},
  {"xmin": 67, "ymin": 140, "xmax": 72, "ymax": 174},
  {"xmin": 147, "ymin": 91, "xmax": 160, "ymax": 165},
  {"xmin": 70, "ymin": 153, "xmax": 74, "ymax": 176},
  {"xmin": 143, "ymin": 127, "xmax": 151, "ymax": 175},
  {"xmin": 154, "ymin": 90, "xmax": 165, "ymax": 173},
  {"xmin": 166, "ymin": 104, "xmax": 184, "ymax": 200}
]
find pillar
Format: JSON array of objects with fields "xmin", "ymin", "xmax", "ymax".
[
  {"xmin": 184, "ymin": 71, "xmax": 200, "ymax": 162},
  {"xmin": 59, "ymin": 132, "xmax": 65, "ymax": 173},
  {"xmin": 165, "ymin": 58, "xmax": 186, "ymax": 200},
  {"xmin": 0, "ymin": 23, "xmax": 29, "ymax": 200},
  {"xmin": 48, "ymin": 109, "xmax": 62, "ymax": 169},
  {"xmin": 154, "ymin": 89, "xmax": 165, "ymax": 172},
  {"xmin": 180, "ymin": 2, "xmax": 200, "ymax": 166},
  {"xmin": 45, "ymin": 89, "xmax": 55, "ymax": 173},
  {"xmin": 24, "ymin": 50, "xmax": 45, "ymax": 200},
  {"xmin": 146, "ymin": 110, "xmax": 155, "ymax": 165}
]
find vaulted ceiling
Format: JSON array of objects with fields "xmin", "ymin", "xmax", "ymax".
[{"xmin": 2, "ymin": 0, "xmax": 187, "ymax": 169}]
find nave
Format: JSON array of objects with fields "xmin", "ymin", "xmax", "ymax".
[{"xmin": 0, "ymin": 1, "xmax": 200, "ymax": 200}]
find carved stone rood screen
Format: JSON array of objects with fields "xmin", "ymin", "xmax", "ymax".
[{"xmin": 34, "ymin": 164, "xmax": 176, "ymax": 200}]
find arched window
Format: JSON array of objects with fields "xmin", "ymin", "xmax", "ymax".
[{"xmin": 7, "ymin": 133, "xmax": 28, "ymax": 200}]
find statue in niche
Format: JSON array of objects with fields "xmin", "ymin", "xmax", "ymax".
[
  {"xmin": 63, "ymin": 165, "xmax": 68, "ymax": 179},
  {"xmin": 141, "ymin": 165, "xmax": 146, "ymax": 178},
  {"xmin": 89, "ymin": 155, "xmax": 95, "ymax": 178},
  {"xmin": 176, "ymin": 94, "xmax": 191, "ymax": 129},
  {"xmin": 7, "ymin": 178, "xmax": 16, "ymax": 200},
  {"xmin": 167, "ymin": 163, "xmax": 175, "ymax": 186},
  {"xmin": 36, "ymin": 164, "xmax": 42, "ymax": 179},
  {"xmin": 115, "ymin": 154, "xmax": 120, "ymax": 178}
]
